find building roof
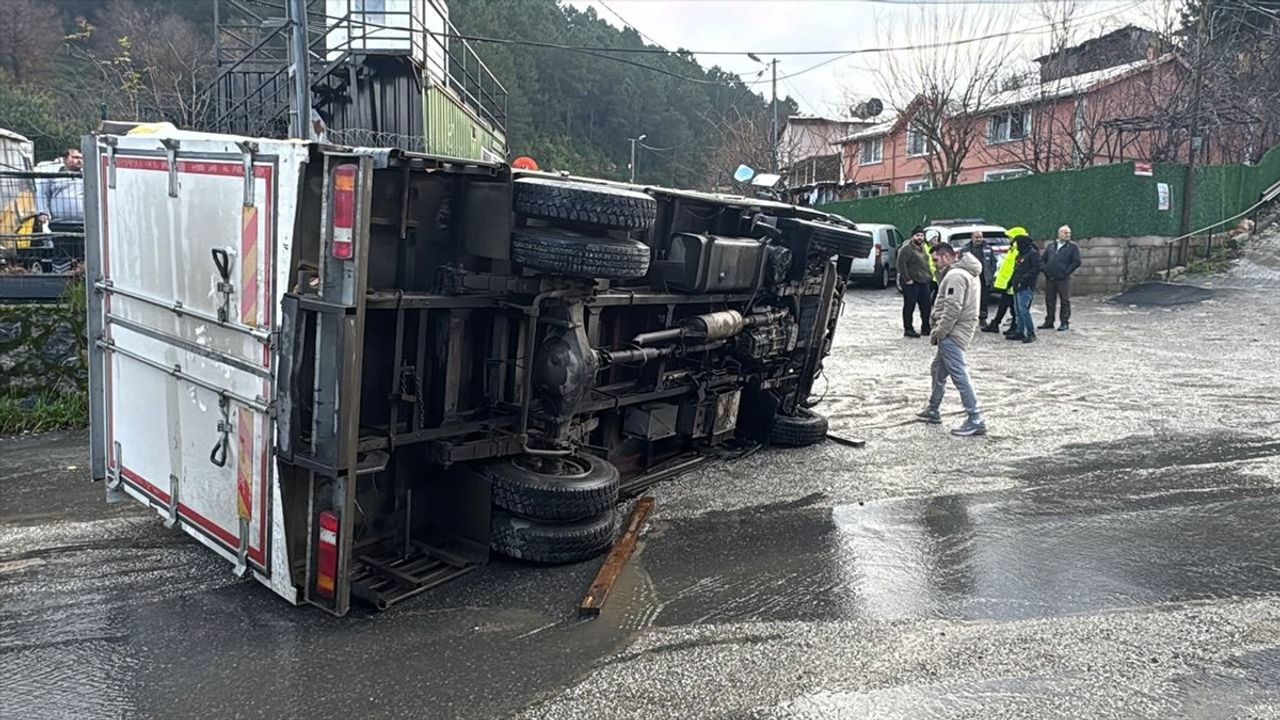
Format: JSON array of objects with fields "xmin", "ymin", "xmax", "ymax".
[
  {"xmin": 833, "ymin": 116, "xmax": 898, "ymax": 145},
  {"xmin": 985, "ymin": 54, "xmax": 1179, "ymax": 113},
  {"xmin": 830, "ymin": 53, "xmax": 1180, "ymax": 149},
  {"xmin": 786, "ymin": 115, "xmax": 856, "ymax": 125},
  {"xmin": 1033, "ymin": 24, "xmax": 1153, "ymax": 64}
]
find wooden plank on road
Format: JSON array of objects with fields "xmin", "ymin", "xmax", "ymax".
[{"xmin": 578, "ymin": 496, "xmax": 655, "ymax": 618}]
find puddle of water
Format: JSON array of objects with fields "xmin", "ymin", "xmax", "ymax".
[{"xmin": 642, "ymin": 459, "xmax": 1280, "ymax": 626}]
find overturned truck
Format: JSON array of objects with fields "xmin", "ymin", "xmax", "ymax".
[{"xmin": 84, "ymin": 130, "xmax": 870, "ymax": 615}]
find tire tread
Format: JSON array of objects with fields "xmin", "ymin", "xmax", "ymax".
[
  {"xmin": 514, "ymin": 178, "xmax": 656, "ymax": 231},
  {"xmin": 491, "ymin": 511, "xmax": 616, "ymax": 564}
]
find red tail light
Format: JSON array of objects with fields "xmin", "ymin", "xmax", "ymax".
[
  {"xmin": 315, "ymin": 510, "xmax": 340, "ymax": 599},
  {"xmin": 875, "ymin": 243, "xmax": 883, "ymax": 259},
  {"xmin": 330, "ymin": 164, "xmax": 357, "ymax": 260}
]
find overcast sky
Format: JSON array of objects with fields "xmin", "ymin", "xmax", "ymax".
[{"xmin": 564, "ymin": 0, "xmax": 1179, "ymax": 117}]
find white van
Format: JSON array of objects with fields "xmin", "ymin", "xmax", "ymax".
[{"xmin": 845, "ymin": 222, "xmax": 904, "ymax": 289}]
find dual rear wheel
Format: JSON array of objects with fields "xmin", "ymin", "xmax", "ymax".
[{"xmin": 482, "ymin": 452, "xmax": 621, "ymax": 564}]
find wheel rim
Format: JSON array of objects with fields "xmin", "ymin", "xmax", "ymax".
[{"xmin": 511, "ymin": 454, "xmax": 592, "ymax": 478}]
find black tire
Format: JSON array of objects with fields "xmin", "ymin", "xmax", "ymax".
[
  {"xmin": 770, "ymin": 407, "xmax": 829, "ymax": 447},
  {"xmin": 513, "ymin": 177, "xmax": 656, "ymax": 231},
  {"xmin": 491, "ymin": 510, "xmax": 616, "ymax": 564},
  {"xmin": 485, "ymin": 453, "xmax": 620, "ymax": 522},
  {"xmin": 511, "ymin": 227, "xmax": 650, "ymax": 280},
  {"xmin": 811, "ymin": 222, "xmax": 874, "ymax": 259},
  {"xmin": 877, "ymin": 263, "xmax": 891, "ymax": 290}
]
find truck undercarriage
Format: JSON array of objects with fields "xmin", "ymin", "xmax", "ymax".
[{"xmin": 86, "ymin": 135, "xmax": 870, "ymax": 614}]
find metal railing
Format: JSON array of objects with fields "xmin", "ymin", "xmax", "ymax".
[
  {"xmin": 0, "ymin": 170, "xmax": 85, "ymax": 282},
  {"xmin": 320, "ymin": 8, "xmax": 508, "ymax": 133},
  {"xmin": 211, "ymin": 1, "xmax": 507, "ymax": 140}
]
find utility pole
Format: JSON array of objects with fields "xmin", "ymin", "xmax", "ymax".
[
  {"xmin": 286, "ymin": 0, "xmax": 312, "ymax": 139},
  {"xmin": 1181, "ymin": 7, "xmax": 1207, "ymax": 236},
  {"xmin": 771, "ymin": 58, "xmax": 779, "ymax": 173},
  {"xmin": 629, "ymin": 134, "xmax": 646, "ymax": 183}
]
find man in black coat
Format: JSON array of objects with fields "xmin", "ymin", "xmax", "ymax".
[
  {"xmin": 1040, "ymin": 224, "xmax": 1082, "ymax": 331},
  {"xmin": 965, "ymin": 230, "xmax": 997, "ymax": 326},
  {"xmin": 1009, "ymin": 235, "xmax": 1043, "ymax": 343}
]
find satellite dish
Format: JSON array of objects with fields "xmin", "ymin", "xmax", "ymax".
[{"xmin": 851, "ymin": 98, "xmax": 885, "ymax": 119}]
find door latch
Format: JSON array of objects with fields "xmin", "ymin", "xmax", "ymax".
[
  {"xmin": 211, "ymin": 247, "xmax": 235, "ymax": 323},
  {"xmin": 209, "ymin": 395, "xmax": 231, "ymax": 467}
]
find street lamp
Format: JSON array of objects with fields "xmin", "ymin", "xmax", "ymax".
[{"xmin": 628, "ymin": 134, "xmax": 647, "ymax": 183}]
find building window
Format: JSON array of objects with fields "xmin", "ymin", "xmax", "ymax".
[
  {"xmin": 859, "ymin": 137, "xmax": 883, "ymax": 165},
  {"xmin": 988, "ymin": 110, "xmax": 1030, "ymax": 144},
  {"xmin": 858, "ymin": 184, "xmax": 886, "ymax": 199},
  {"xmin": 904, "ymin": 178, "xmax": 932, "ymax": 193},
  {"xmin": 355, "ymin": 0, "xmax": 386, "ymax": 23},
  {"xmin": 906, "ymin": 126, "xmax": 928, "ymax": 157},
  {"xmin": 984, "ymin": 168, "xmax": 1032, "ymax": 182}
]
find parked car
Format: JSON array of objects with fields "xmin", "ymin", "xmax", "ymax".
[
  {"xmin": 923, "ymin": 219, "xmax": 1010, "ymax": 298},
  {"xmin": 846, "ymin": 222, "xmax": 903, "ymax": 289}
]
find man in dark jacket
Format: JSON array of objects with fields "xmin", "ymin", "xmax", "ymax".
[
  {"xmin": 1008, "ymin": 235, "xmax": 1042, "ymax": 343},
  {"xmin": 897, "ymin": 226, "xmax": 934, "ymax": 338},
  {"xmin": 1039, "ymin": 224, "xmax": 1082, "ymax": 331},
  {"xmin": 965, "ymin": 230, "xmax": 997, "ymax": 326}
]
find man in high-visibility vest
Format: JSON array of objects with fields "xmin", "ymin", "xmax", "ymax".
[
  {"xmin": 982, "ymin": 227, "xmax": 1024, "ymax": 333},
  {"xmin": 925, "ymin": 231, "xmax": 940, "ymax": 301}
]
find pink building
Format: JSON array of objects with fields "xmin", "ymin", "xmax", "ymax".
[{"xmin": 832, "ymin": 27, "xmax": 1238, "ymax": 199}]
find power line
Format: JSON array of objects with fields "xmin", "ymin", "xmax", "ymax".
[
  {"xmin": 444, "ymin": 2, "xmax": 1140, "ymax": 58},
  {"xmin": 307, "ymin": 4, "xmax": 1139, "ymax": 92},
  {"xmin": 594, "ymin": 0, "xmax": 666, "ymax": 47}
]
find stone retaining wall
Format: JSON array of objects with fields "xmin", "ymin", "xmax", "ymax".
[
  {"xmin": 0, "ymin": 302, "xmax": 86, "ymax": 400},
  {"xmin": 1072, "ymin": 235, "xmax": 1212, "ymax": 295}
]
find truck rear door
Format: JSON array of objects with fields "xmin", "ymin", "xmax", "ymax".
[{"xmin": 84, "ymin": 134, "xmax": 303, "ymax": 595}]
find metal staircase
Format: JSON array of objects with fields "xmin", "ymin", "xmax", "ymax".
[{"xmin": 210, "ymin": 0, "xmax": 508, "ymax": 157}]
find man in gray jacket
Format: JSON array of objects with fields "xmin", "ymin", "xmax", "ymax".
[
  {"xmin": 1040, "ymin": 224, "xmax": 1081, "ymax": 331},
  {"xmin": 916, "ymin": 243, "xmax": 986, "ymax": 437}
]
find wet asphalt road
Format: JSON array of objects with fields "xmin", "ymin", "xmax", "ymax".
[{"xmin": 3, "ymin": 234, "xmax": 1280, "ymax": 719}]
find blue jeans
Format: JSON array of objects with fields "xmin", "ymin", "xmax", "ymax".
[
  {"xmin": 928, "ymin": 337, "xmax": 983, "ymax": 423},
  {"xmin": 1015, "ymin": 288, "xmax": 1036, "ymax": 338}
]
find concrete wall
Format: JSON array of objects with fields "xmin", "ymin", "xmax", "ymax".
[
  {"xmin": 1071, "ymin": 235, "xmax": 1216, "ymax": 294},
  {"xmin": 0, "ymin": 303, "xmax": 86, "ymax": 400}
]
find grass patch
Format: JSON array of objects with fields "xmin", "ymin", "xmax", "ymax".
[
  {"xmin": 1185, "ymin": 235, "xmax": 1246, "ymax": 276},
  {"xmin": 0, "ymin": 390, "xmax": 89, "ymax": 435}
]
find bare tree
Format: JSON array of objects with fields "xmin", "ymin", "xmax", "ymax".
[
  {"xmin": 877, "ymin": 6, "xmax": 1015, "ymax": 187},
  {"xmin": 0, "ymin": 0, "xmax": 63, "ymax": 85},
  {"xmin": 1037, "ymin": 0, "xmax": 1083, "ymax": 63},
  {"xmin": 703, "ymin": 105, "xmax": 776, "ymax": 190},
  {"xmin": 62, "ymin": 0, "xmax": 215, "ymax": 129}
]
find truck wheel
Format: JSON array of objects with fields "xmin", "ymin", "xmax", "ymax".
[
  {"xmin": 512, "ymin": 227, "xmax": 650, "ymax": 280},
  {"xmin": 485, "ymin": 452, "xmax": 620, "ymax": 522},
  {"xmin": 770, "ymin": 407, "xmax": 829, "ymax": 447},
  {"xmin": 514, "ymin": 177, "xmax": 656, "ymax": 231},
  {"xmin": 491, "ymin": 510, "xmax": 615, "ymax": 564},
  {"xmin": 877, "ymin": 263, "xmax": 891, "ymax": 289}
]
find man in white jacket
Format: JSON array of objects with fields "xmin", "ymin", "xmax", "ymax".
[{"xmin": 915, "ymin": 243, "xmax": 987, "ymax": 437}]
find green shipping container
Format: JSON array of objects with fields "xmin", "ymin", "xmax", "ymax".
[{"xmin": 423, "ymin": 84, "xmax": 506, "ymax": 162}]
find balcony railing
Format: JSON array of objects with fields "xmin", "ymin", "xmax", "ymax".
[{"xmin": 320, "ymin": 8, "xmax": 508, "ymax": 133}]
